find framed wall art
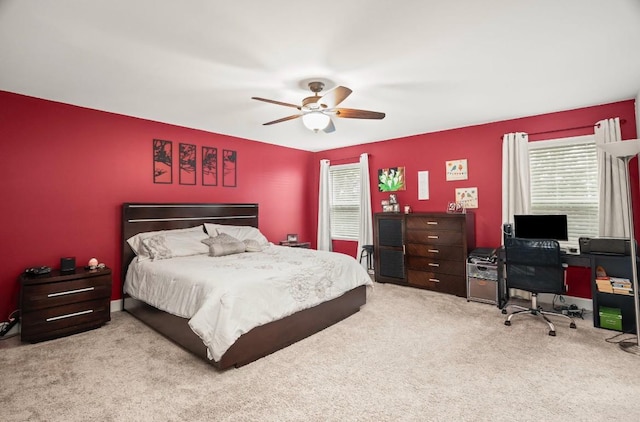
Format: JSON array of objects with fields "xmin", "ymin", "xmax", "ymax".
[
  {"xmin": 153, "ymin": 139, "xmax": 172, "ymax": 184},
  {"xmin": 446, "ymin": 159, "xmax": 468, "ymax": 181},
  {"xmin": 378, "ymin": 166, "xmax": 406, "ymax": 192},
  {"xmin": 455, "ymin": 187, "xmax": 478, "ymax": 209},
  {"xmin": 202, "ymin": 146, "xmax": 218, "ymax": 186},
  {"xmin": 223, "ymin": 149, "xmax": 237, "ymax": 187},
  {"xmin": 179, "ymin": 143, "xmax": 196, "ymax": 185}
]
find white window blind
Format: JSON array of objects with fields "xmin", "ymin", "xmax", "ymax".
[
  {"xmin": 528, "ymin": 135, "xmax": 599, "ymax": 245},
  {"xmin": 329, "ymin": 163, "xmax": 360, "ymax": 240}
]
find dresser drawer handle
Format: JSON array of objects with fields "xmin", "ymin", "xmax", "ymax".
[
  {"xmin": 428, "ymin": 235, "xmax": 439, "ymax": 239},
  {"xmin": 46, "ymin": 309, "xmax": 93, "ymax": 322},
  {"xmin": 428, "ymin": 263, "xmax": 440, "ymax": 267},
  {"xmin": 429, "ymin": 278, "xmax": 440, "ymax": 283},
  {"xmin": 427, "ymin": 221, "xmax": 438, "ymax": 225},
  {"xmin": 428, "ymin": 249, "xmax": 439, "ymax": 253},
  {"xmin": 47, "ymin": 287, "xmax": 95, "ymax": 298}
]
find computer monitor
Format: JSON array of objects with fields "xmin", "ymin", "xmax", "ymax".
[{"xmin": 513, "ymin": 214, "xmax": 568, "ymax": 241}]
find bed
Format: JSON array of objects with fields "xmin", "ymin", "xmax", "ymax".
[{"xmin": 121, "ymin": 203, "xmax": 370, "ymax": 369}]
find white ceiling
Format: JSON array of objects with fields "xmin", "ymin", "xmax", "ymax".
[{"xmin": 1, "ymin": 1, "xmax": 639, "ymax": 152}]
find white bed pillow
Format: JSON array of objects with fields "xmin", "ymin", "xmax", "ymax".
[
  {"xmin": 127, "ymin": 226, "xmax": 207, "ymax": 261},
  {"xmin": 204, "ymin": 223, "xmax": 269, "ymax": 247},
  {"xmin": 243, "ymin": 239, "xmax": 263, "ymax": 252},
  {"xmin": 201, "ymin": 232, "xmax": 246, "ymax": 257}
]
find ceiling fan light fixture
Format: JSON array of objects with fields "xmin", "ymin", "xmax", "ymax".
[{"xmin": 302, "ymin": 112, "xmax": 330, "ymax": 132}]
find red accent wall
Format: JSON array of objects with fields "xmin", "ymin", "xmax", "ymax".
[
  {"xmin": 0, "ymin": 91, "xmax": 315, "ymax": 320},
  {"xmin": 1, "ymin": 91, "xmax": 637, "ymax": 319},
  {"xmin": 312, "ymin": 100, "xmax": 639, "ymax": 298}
]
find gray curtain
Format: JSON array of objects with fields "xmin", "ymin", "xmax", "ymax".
[
  {"xmin": 317, "ymin": 159, "xmax": 332, "ymax": 251},
  {"xmin": 595, "ymin": 118, "xmax": 630, "ymax": 237},
  {"xmin": 501, "ymin": 132, "xmax": 531, "ymax": 233},
  {"xmin": 502, "ymin": 132, "xmax": 531, "ymax": 299},
  {"xmin": 356, "ymin": 153, "xmax": 373, "ymax": 271}
]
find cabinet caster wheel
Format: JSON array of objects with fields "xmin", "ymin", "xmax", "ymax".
[
  {"xmin": 504, "ymin": 320, "xmax": 511, "ymax": 326},
  {"xmin": 549, "ymin": 330, "xmax": 556, "ymax": 336},
  {"xmin": 570, "ymin": 322, "xmax": 577, "ymax": 329}
]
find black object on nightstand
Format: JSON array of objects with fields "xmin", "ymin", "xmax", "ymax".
[{"xmin": 19, "ymin": 267, "xmax": 112, "ymax": 343}]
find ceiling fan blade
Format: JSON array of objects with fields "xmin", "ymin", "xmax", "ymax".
[
  {"xmin": 318, "ymin": 86, "xmax": 352, "ymax": 109},
  {"xmin": 251, "ymin": 97, "xmax": 301, "ymax": 110},
  {"xmin": 334, "ymin": 108, "xmax": 386, "ymax": 120},
  {"xmin": 323, "ymin": 119, "xmax": 336, "ymax": 134},
  {"xmin": 262, "ymin": 114, "xmax": 301, "ymax": 125}
]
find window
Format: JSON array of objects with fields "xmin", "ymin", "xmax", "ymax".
[
  {"xmin": 329, "ymin": 163, "xmax": 361, "ymax": 240},
  {"xmin": 528, "ymin": 135, "xmax": 598, "ymax": 245}
]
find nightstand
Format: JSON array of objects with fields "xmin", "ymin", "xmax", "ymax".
[
  {"xmin": 279, "ymin": 241, "xmax": 311, "ymax": 248},
  {"xmin": 19, "ymin": 267, "xmax": 112, "ymax": 343}
]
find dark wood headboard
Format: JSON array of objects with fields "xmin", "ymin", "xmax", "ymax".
[{"xmin": 121, "ymin": 203, "xmax": 259, "ymax": 285}]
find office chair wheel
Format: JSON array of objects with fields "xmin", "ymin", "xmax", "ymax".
[
  {"xmin": 570, "ymin": 322, "xmax": 577, "ymax": 329},
  {"xmin": 501, "ymin": 309, "xmax": 507, "ymax": 314},
  {"xmin": 504, "ymin": 320, "xmax": 511, "ymax": 326},
  {"xmin": 549, "ymin": 330, "xmax": 556, "ymax": 336}
]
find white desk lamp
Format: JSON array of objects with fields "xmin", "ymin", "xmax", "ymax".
[{"xmin": 598, "ymin": 139, "xmax": 640, "ymax": 355}]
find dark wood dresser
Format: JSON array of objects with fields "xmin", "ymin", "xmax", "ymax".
[
  {"xmin": 375, "ymin": 212, "xmax": 475, "ymax": 297},
  {"xmin": 20, "ymin": 267, "xmax": 112, "ymax": 342}
]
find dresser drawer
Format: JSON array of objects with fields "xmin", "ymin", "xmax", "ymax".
[
  {"xmin": 22, "ymin": 274, "xmax": 111, "ymax": 311},
  {"xmin": 405, "ymin": 256, "xmax": 465, "ymax": 276},
  {"xmin": 405, "ymin": 230, "xmax": 463, "ymax": 245},
  {"xmin": 21, "ymin": 298, "xmax": 110, "ymax": 342},
  {"xmin": 405, "ymin": 244, "xmax": 465, "ymax": 260},
  {"xmin": 407, "ymin": 270, "xmax": 466, "ymax": 297},
  {"xmin": 406, "ymin": 216, "xmax": 463, "ymax": 231}
]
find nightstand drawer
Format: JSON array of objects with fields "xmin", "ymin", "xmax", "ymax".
[
  {"xmin": 22, "ymin": 274, "xmax": 111, "ymax": 311},
  {"xmin": 21, "ymin": 298, "xmax": 110, "ymax": 342}
]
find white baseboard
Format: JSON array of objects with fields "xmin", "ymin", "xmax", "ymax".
[
  {"xmin": 2, "ymin": 322, "xmax": 20, "ymax": 337},
  {"xmin": 111, "ymin": 299, "xmax": 123, "ymax": 312}
]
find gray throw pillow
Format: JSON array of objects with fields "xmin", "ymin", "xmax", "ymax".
[{"xmin": 208, "ymin": 241, "xmax": 246, "ymax": 257}]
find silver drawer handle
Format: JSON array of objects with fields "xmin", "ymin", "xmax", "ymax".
[
  {"xmin": 429, "ymin": 278, "xmax": 440, "ymax": 283},
  {"xmin": 48, "ymin": 287, "xmax": 95, "ymax": 298},
  {"xmin": 46, "ymin": 309, "xmax": 93, "ymax": 322},
  {"xmin": 428, "ymin": 235, "xmax": 439, "ymax": 239},
  {"xmin": 428, "ymin": 249, "xmax": 439, "ymax": 253},
  {"xmin": 427, "ymin": 221, "xmax": 438, "ymax": 225},
  {"xmin": 428, "ymin": 263, "xmax": 440, "ymax": 267}
]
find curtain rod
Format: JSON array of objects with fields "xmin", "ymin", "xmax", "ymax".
[
  {"xmin": 501, "ymin": 119, "xmax": 627, "ymax": 140},
  {"xmin": 322, "ymin": 153, "xmax": 369, "ymax": 163}
]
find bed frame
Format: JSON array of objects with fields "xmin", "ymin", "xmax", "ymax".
[{"xmin": 121, "ymin": 203, "xmax": 366, "ymax": 369}]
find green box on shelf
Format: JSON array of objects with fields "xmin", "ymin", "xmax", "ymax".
[{"xmin": 599, "ymin": 306, "xmax": 622, "ymax": 331}]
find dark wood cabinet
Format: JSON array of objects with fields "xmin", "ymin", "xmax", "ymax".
[
  {"xmin": 20, "ymin": 267, "xmax": 112, "ymax": 342},
  {"xmin": 374, "ymin": 213, "xmax": 406, "ymax": 284},
  {"xmin": 374, "ymin": 212, "xmax": 475, "ymax": 297}
]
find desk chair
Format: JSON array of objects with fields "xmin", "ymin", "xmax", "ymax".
[{"xmin": 502, "ymin": 237, "xmax": 577, "ymax": 336}]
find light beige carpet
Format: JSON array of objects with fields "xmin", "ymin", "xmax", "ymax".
[{"xmin": 1, "ymin": 283, "xmax": 639, "ymax": 422}]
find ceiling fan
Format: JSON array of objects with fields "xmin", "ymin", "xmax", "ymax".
[{"xmin": 251, "ymin": 81, "xmax": 385, "ymax": 133}]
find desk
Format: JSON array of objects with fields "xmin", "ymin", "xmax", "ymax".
[
  {"xmin": 497, "ymin": 249, "xmax": 638, "ymax": 334},
  {"xmin": 496, "ymin": 248, "xmax": 591, "ymax": 309}
]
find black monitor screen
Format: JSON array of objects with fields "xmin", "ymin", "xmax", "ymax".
[{"xmin": 513, "ymin": 214, "xmax": 568, "ymax": 241}]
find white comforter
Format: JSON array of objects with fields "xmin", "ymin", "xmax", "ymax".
[{"xmin": 124, "ymin": 244, "xmax": 373, "ymax": 361}]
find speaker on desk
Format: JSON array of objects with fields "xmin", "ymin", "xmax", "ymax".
[
  {"xmin": 502, "ymin": 223, "xmax": 513, "ymax": 245},
  {"xmin": 60, "ymin": 257, "xmax": 76, "ymax": 273}
]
